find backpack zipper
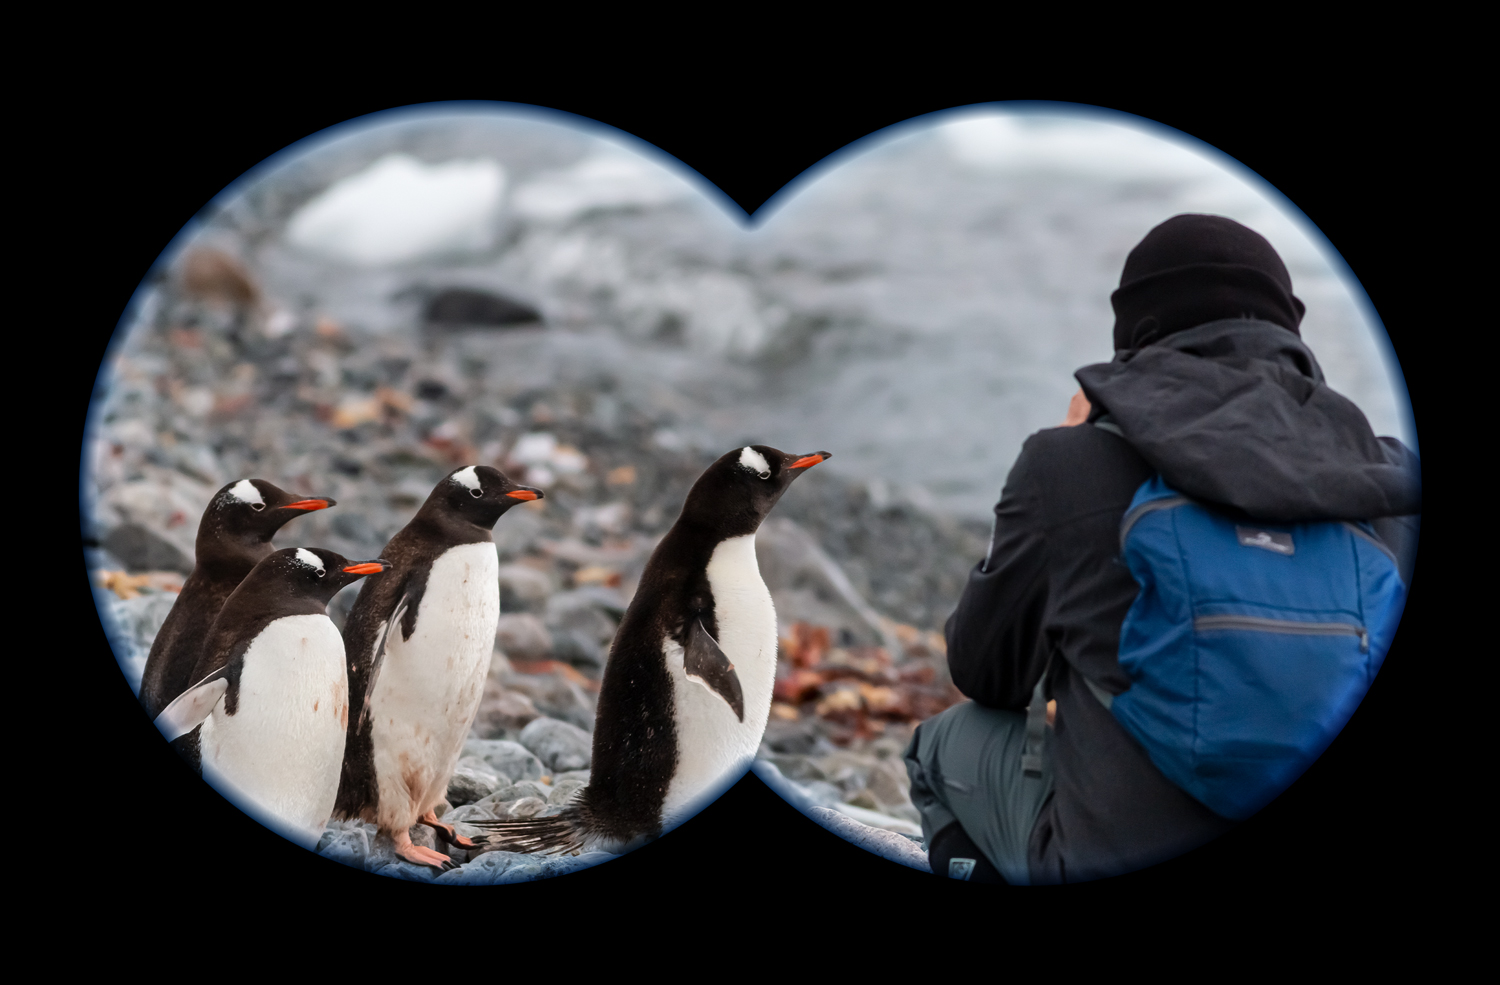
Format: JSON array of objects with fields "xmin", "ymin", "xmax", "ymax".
[
  {"xmin": 1193, "ymin": 614, "xmax": 1369, "ymax": 652},
  {"xmin": 1119, "ymin": 496, "xmax": 1190, "ymax": 548}
]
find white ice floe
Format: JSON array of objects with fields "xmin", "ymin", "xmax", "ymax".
[
  {"xmin": 510, "ymin": 149, "xmax": 691, "ymax": 224},
  {"xmin": 286, "ymin": 154, "xmax": 506, "ymax": 266}
]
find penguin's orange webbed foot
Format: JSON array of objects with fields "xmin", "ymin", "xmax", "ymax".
[
  {"xmin": 396, "ymin": 842, "xmax": 458, "ymax": 871},
  {"xmin": 392, "ymin": 827, "xmax": 459, "ymax": 871},
  {"xmin": 419, "ymin": 810, "xmax": 479, "ymax": 850}
]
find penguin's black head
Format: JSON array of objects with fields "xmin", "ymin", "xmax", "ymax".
[
  {"xmin": 260, "ymin": 548, "xmax": 392, "ymax": 605},
  {"xmin": 205, "ymin": 478, "xmax": 335, "ymax": 543},
  {"xmin": 422, "ymin": 464, "xmax": 544, "ymax": 531},
  {"xmin": 682, "ymin": 445, "xmax": 831, "ymax": 535}
]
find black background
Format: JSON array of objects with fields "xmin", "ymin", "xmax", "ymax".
[{"xmin": 62, "ymin": 76, "xmax": 1437, "ymax": 928}]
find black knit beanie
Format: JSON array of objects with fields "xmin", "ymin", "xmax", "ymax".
[{"xmin": 1110, "ymin": 214, "xmax": 1306, "ymax": 351}]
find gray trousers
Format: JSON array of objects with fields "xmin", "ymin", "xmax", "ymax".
[{"xmin": 904, "ymin": 701, "xmax": 1055, "ymax": 886}]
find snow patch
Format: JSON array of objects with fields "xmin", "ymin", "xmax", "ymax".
[
  {"xmin": 511, "ymin": 150, "xmax": 690, "ymax": 223},
  {"xmin": 286, "ymin": 154, "xmax": 506, "ymax": 266}
]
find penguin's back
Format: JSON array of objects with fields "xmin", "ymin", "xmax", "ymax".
[
  {"xmin": 139, "ymin": 572, "xmax": 238, "ymax": 718},
  {"xmin": 662, "ymin": 531, "xmax": 777, "ymax": 825},
  {"xmin": 199, "ymin": 612, "xmax": 349, "ymax": 848}
]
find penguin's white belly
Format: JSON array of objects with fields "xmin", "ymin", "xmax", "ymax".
[
  {"xmin": 663, "ymin": 533, "xmax": 777, "ymax": 826},
  {"xmin": 368, "ymin": 542, "xmax": 499, "ymax": 830},
  {"xmin": 200, "ymin": 614, "xmax": 349, "ymax": 850}
]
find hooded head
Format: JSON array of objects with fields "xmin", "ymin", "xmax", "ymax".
[{"xmin": 1110, "ymin": 214, "xmax": 1306, "ymax": 351}]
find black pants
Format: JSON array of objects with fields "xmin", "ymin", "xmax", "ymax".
[{"xmin": 903, "ymin": 701, "xmax": 1055, "ymax": 885}]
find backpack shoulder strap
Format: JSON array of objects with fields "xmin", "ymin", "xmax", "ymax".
[{"xmin": 1022, "ymin": 657, "xmax": 1052, "ymax": 777}]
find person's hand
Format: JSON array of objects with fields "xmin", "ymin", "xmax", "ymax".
[{"xmin": 1061, "ymin": 389, "xmax": 1090, "ymax": 426}]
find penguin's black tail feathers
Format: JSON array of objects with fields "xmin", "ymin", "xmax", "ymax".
[{"xmin": 466, "ymin": 809, "xmax": 588, "ymax": 857}]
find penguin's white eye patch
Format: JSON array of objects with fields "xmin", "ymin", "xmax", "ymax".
[
  {"xmin": 738, "ymin": 447, "xmax": 772, "ymax": 479},
  {"xmin": 294, "ymin": 548, "xmax": 326, "ymax": 575},
  {"xmin": 452, "ymin": 465, "xmax": 482, "ymax": 494},
  {"xmin": 226, "ymin": 479, "xmax": 266, "ymax": 507}
]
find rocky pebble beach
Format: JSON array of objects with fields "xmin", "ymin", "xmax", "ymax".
[{"xmin": 84, "ymin": 116, "xmax": 992, "ymax": 881}]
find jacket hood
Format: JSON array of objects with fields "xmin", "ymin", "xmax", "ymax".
[{"xmin": 1075, "ymin": 318, "xmax": 1420, "ymax": 522}]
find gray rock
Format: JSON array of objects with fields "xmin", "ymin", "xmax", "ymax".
[
  {"xmin": 442, "ymin": 802, "xmax": 502, "ymax": 847},
  {"xmin": 552, "ymin": 769, "xmax": 591, "ymax": 785},
  {"xmin": 809, "ymin": 806, "xmax": 931, "ymax": 873},
  {"xmin": 763, "ymin": 717, "xmax": 834, "ymax": 755},
  {"xmin": 520, "ymin": 717, "xmax": 593, "ymax": 772},
  {"xmin": 473, "ymin": 781, "xmax": 520, "ymax": 808},
  {"xmin": 494, "ymin": 612, "xmax": 553, "ymax": 659},
  {"xmin": 97, "ymin": 587, "xmax": 181, "ymax": 695},
  {"xmin": 507, "ymin": 796, "xmax": 549, "ymax": 817},
  {"xmin": 493, "ymin": 511, "xmax": 544, "ymax": 563},
  {"xmin": 503, "ymin": 672, "xmax": 596, "ymax": 732},
  {"xmin": 342, "ymin": 823, "xmax": 457, "ymax": 883},
  {"xmin": 799, "ymin": 780, "xmax": 846, "ymax": 809},
  {"xmin": 102, "ymin": 523, "xmax": 195, "ymax": 574},
  {"xmin": 865, "ymin": 757, "xmax": 916, "ymax": 811},
  {"xmin": 330, "ymin": 511, "xmax": 381, "ymax": 551},
  {"xmin": 435, "ymin": 849, "xmax": 614, "ymax": 886},
  {"xmin": 447, "ymin": 762, "xmax": 502, "ymax": 806},
  {"xmin": 317, "ymin": 819, "xmax": 376, "ymax": 871},
  {"xmin": 510, "ymin": 780, "xmax": 552, "ymax": 802},
  {"xmin": 470, "ymin": 681, "xmax": 542, "ymax": 739},
  {"xmin": 497, "ymin": 565, "xmax": 554, "ymax": 612},
  {"xmin": 544, "ymin": 589, "xmax": 625, "ymax": 645},
  {"xmin": 755, "ymin": 517, "xmax": 893, "ymax": 649},
  {"xmin": 461, "ymin": 738, "xmax": 543, "ymax": 782},
  {"xmin": 550, "ymin": 628, "xmax": 605, "ymax": 672},
  {"xmin": 549, "ymin": 776, "xmax": 587, "ymax": 805},
  {"xmin": 443, "ymin": 802, "xmax": 500, "ymax": 824},
  {"xmin": 825, "ymin": 763, "xmax": 871, "ymax": 797},
  {"xmin": 764, "ymin": 754, "xmax": 826, "ymax": 783}
]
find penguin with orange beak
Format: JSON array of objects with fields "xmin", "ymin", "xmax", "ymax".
[
  {"xmin": 154, "ymin": 548, "xmax": 391, "ymax": 850},
  {"xmin": 332, "ymin": 465, "xmax": 543, "ymax": 870},
  {"xmin": 472, "ymin": 445, "xmax": 829, "ymax": 857},
  {"xmin": 138, "ymin": 478, "xmax": 335, "ymax": 719}
]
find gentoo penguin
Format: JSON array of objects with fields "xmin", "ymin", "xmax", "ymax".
[
  {"xmin": 154, "ymin": 547, "xmax": 390, "ymax": 850},
  {"xmin": 473, "ymin": 445, "xmax": 829, "ymax": 856},
  {"xmin": 138, "ymin": 478, "xmax": 334, "ymax": 719},
  {"xmin": 332, "ymin": 465, "xmax": 543, "ymax": 870}
]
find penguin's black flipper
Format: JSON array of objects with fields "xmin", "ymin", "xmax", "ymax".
[
  {"xmin": 154, "ymin": 665, "xmax": 232, "ymax": 741},
  {"xmin": 467, "ymin": 812, "xmax": 588, "ymax": 856},
  {"xmin": 357, "ymin": 593, "xmax": 410, "ymax": 735},
  {"xmin": 685, "ymin": 618, "xmax": 745, "ymax": 722}
]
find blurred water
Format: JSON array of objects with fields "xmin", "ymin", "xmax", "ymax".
[{"xmin": 120, "ymin": 103, "xmax": 1415, "ymax": 522}]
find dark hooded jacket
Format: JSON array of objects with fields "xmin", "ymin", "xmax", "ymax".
[{"xmin": 944, "ymin": 317, "xmax": 1420, "ymax": 884}]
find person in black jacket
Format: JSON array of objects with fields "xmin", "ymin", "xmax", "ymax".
[{"xmin": 904, "ymin": 214, "xmax": 1420, "ymax": 885}]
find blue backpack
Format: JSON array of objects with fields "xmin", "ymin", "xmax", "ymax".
[{"xmin": 1095, "ymin": 475, "xmax": 1406, "ymax": 821}]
